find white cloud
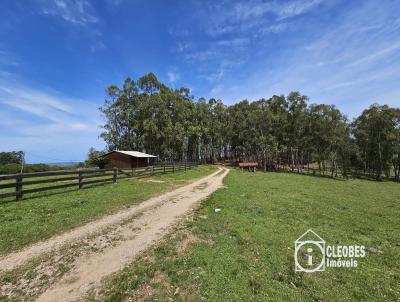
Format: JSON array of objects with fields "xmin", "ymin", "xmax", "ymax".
[
  {"xmin": 0, "ymin": 85, "xmax": 73, "ymax": 121},
  {"xmin": 203, "ymin": 0, "xmax": 323, "ymax": 36},
  {"xmin": 347, "ymin": 41, "xmax": 400, "ymax": 67},
  {"xmin": 216, "ymin": 38, "xmax": 249, "ymax": 48},
  {"xmin": 274, "ymin": 0, "xmax": 324, "ymax": 20},
  {"xmin": 233, "ymin": 0, "xmax": 323, "ymax": 21},
  {"xmin": 38, "ymin": 1, "xmax": 105, "ymax": 52},
  {"xmin": 0, "ymin": 82, "xmax": 100, "ymax": 130},
  {"xmin": 167, "ymin": 71, "xmax": 180, "ymax": 83},
  {"xmin": 90, "ymin": 39, "xmax": 105, "ymax": 52},
  {"xmin": 176, "ymin": 42, "xmax": 190, "ymax": 53},
  {"xmin": 40, "ymin": 0, "xmax": 98, "ymax": 26},
  {"xmin": 184, "ymin": 50, "xmax": 218, "ymax": 62},
  {"xmin": 201, "ymin": 57, "xmax": 245, "ymax": 83},
  {"xmin": 104, "ymin": 0, "xmax": 124, "ymax": 6},
  {"xmin": 0, "ymin": 81, "xmax": 104, "ymax": 162},
  {"xmin": 0, "ymin": 49, "xmax": 20, "ymax": 67},
  {"xmin": 263, "ymin": 22, "xmax": 289, "ymax": 34},
  {"xmin": 209, "ymin": 84, "xmax": 224, "ymax": 96},
  {"xmin": 172, "ymin": 0, "xmax": 323, "ymax": 86},
  {"xmin": 201, "ymin": 0, "xmax": 400, "ymax": 119}
]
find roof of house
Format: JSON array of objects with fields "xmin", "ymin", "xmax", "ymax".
[
  {"xmin": 104, "ymin": 150, "xmax": 157, "ymax": 158},
  {"xmin": 239, "ymin": 162, "xmax": 258, "ymax": 167}
]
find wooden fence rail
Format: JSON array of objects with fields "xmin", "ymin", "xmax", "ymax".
[{"xmin": 0, "ymin": 162, "xmax": 198, "ymax": 201}]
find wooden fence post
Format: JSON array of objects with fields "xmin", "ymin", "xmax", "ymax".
[
  {"xmin": 113, "ymin": 167, "xmax": 117, "ymax": 183},
  {"xmin": 173, "ymin": 164, "xmax": 175, "ymax": 173},
  {"xmin": 78, "ymin": 171, "xmax": 83, "ymax": 190},
  {"xmin": 185, "ymin": 162, "xmax": 187, "ymax": 172},
  {"xmin": 0, "ymin": 168, "xmax": 121, "ymax": 201},
  {"xmin": 16, "ymin": 174, "xmax": 22, "ymax": 201},
  {"xmin": 163, "ymin": 164, "xmax": 166, "ymax": 173}
]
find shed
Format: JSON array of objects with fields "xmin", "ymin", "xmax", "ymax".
[
  {"xmin": 239, "ymin": 162, "xmax": 258, "ymax": 172},
  {"xmin": 103, "ymin": 150, "xmax": 157, "ymax": 169}
]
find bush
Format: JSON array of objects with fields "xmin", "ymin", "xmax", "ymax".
[
  {"xmin": 0, "ymin": 163, "xmax": 21, "ymax": 174},
  {"xmin": 0, "ymin": 151, "xmax": 24, "ymax": 165},
  {"xmin": 86, "ymin": 157, "xmax": 110, "ymax": 169},
  {"xmin": 85, "ymin": 147, "xmax": 110, "ymax": 169}
]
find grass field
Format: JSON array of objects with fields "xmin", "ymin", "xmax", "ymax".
[
  {"xmin": 0, "ymin": 165, "xmax": 216, "ymax": 255},
  {"xmin": 94, "ymin": 169, "xmax": 400, "ymax": 302}
]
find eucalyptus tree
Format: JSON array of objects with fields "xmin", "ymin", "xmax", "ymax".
[
  {"xmin": 392, "ymin": 109, "xmax": 400, "ymax": 181},
  {"xmin": 267, "ymin": 95, "xmax": 288, "ymax": 168},
  {"xmin": 353, "ymin": 105, "xmax": 400, "ymax": 180},
  {"xmin": 226, "ymin": 100, "xmax": 253, "ymax": 162},
  {"xmin": 250, "ymin": 99, "xmax": 275, "ymax": 171},
  {"xmin": 207, "ymin": 98, "xmax": 227, "ymax": 162},
  {"xmin": 307, "ymin": 104, "xmax": 348, "ymax": 176},
  {"xmin": 98, "ymin": 73, "xmax": 399, "ymax": 181},
  {"xmin": 286, "ymin": 92, "xmax": 308, "ymax": 171}
]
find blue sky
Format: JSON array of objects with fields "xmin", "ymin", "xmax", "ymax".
[{"xmin": 1, "ymin": 0, "xmax": 400, "ymax": 163}]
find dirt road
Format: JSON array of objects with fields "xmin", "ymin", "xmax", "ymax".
[{"xmin": 0, "ymin": 167, "xmax": 229, "ymax": 302}]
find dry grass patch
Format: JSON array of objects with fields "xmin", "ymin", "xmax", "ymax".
[{"xmin": 176, "ymin": 232, "xmax": 214, "ymax": 255}]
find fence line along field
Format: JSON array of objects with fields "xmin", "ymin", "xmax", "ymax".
[
  {"xmin": 0, "ymin": 164, "xmax": 214, "ymax": 256},
  {"xmin": 0, "ymin": 162, "xmax": 198, "ymax": 201}
]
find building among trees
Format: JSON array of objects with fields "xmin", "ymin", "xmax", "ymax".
[{"xmin": 103, "ymin": 150, "xmax": 156, "ymax": 169}]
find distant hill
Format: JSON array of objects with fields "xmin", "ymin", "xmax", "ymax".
[{"xmin": 48, "ymin": 162, "xmax": 80, "ymax": 167}]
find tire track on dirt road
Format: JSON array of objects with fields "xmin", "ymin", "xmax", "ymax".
[
  {"xmin": 0, "ymin": 167, "xmax": 229, "ymax": 301},
  {"xmin": 0, "ymin": 167, "xmax": 225, "ymax": 274}
]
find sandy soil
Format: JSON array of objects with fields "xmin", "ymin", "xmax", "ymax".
[{"xmin": 0, "ymin": 167, "xmax": 229, "ymax": 302}]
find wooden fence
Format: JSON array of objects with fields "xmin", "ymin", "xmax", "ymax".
[
  {"xmin": 258, "ymin": 163, "xmax": 400, "ymax": 181},
  {"xmin": 0, "ymin": 162, "xmax": 198, "ymax": 201}
]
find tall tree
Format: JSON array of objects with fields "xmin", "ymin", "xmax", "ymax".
[
  {"xmin": 353, "ymin": 104, "xmax": 398, "ymax": 180},
  {"xmin": 99, "ymin": 73, "xmax": 400, "ymax": 182}
]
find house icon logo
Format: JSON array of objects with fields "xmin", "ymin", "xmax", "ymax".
[{"xmin": 295, "ymin": 229, "xmax": 325, "ymax": 272}]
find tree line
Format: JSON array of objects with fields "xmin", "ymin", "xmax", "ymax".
[{"xmin": 99, "ymin": 73, "xmax": 400, "ymax": 181}]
